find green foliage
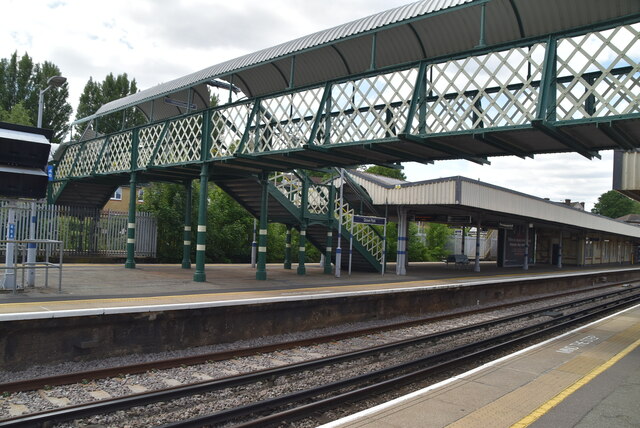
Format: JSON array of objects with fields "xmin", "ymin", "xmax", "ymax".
[
  {"xmin": 0, "ymin": 51, "xmax": 72, "ymax": 143},
  {"xmin": 139, "ymin": 182, "xmax": 186, "ymax": 261},
  {"xmin": 75, "ymin": 72, "xmax": 145, "ymax": 138},
  {"xmin": 0, "ymin": 102, "xmax": 33, "ymax": 126},
  {"xmin": 424, "ymin": 223, "xmax": 452, "ymax": 261},
  {"xmin": 363, "ymin": 165, "xmax": 406, "ymax": 180},
  {"xmin": 591, "ymin": 190, "xmax": 640, "ymax": 219}
]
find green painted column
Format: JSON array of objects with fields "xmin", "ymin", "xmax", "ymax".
[
  {"xmin": 297, "ymin": 225, "xmax": 306, "ymax": 275},
  {"xmin": 125, "ymin": 171, "xmax": 137, "ymax": 269},
  {"xmin": 181, "ymin": 180, "xmax": 192, "ymax": 269},
  {"xmin": 324, "ymin": 230, "xmax": 333, "ymax": 274},
  {"xmin": 193, "ymin": 164, "xmax": 209, "ymax": 282},
  {"xmin": 284, "ymin": 226, "xmax": 292, "ymax": 269},
  {"xmin": 256, "ymin": 176, "xmax": 268, "ymax": 280}
]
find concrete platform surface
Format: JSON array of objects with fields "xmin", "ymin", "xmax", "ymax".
[
  {"xmin": 1, "ymin": 263, "xmax": 637, "ymax": 316},
  {"xmin": 322, "ymin": 304, "xmax": 640, "ymax": 428}
]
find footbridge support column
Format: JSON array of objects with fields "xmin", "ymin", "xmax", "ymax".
[
  {"xmin": 396, "ymin": 206, "xmax": 407, "ymax": 275},
  {"xmin": 284, "ymin": 226, "xmax": 292, "ymax": 269},
  {"xmin": 324, "ymin": 230, "xmax": 333, "ymax": 274},
  {"xmin": 193, "ymin": 164, "xmax": 209, "ymax": 282},
  {"xmin": 474, "ymin": 218, "xmax": 481, "ymax": 272},
  {"xmin": 125, "ymin": 171, "xmax": 137, "ymax": 269},
  {"xmin": 256, "ymin": 175, "xmax": 268, "ymax": 281},
  {"xmin": 297, "ymin": 225, "xmax": 306, "ymax": 275},
  {"xmin": 181, "ymin": 180, "xmax": 192, "ymax": 269}
]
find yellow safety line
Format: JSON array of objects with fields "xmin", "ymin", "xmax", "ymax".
[{"xmin": 512, "ymin": 336, "xmax": 640, "ymax": 428}]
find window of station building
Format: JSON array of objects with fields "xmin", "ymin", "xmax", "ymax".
[{"xmin": 111, "ymin": 187, "xmax": 123, "ymax": 201}]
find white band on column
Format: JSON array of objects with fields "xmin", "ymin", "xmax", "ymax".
[
  {"xmin": 127, "ymin": 238, "xmax": 135, "ymax": 244},
  {"xmin": 196, "ymin": 244, "xmax": 206, "ymax": 251},
  {"xmin": 128, "ymin": 223, "xmax": 136, "ymax": 229},
  {"xmin": 198, "ymin": 225, "xmax": 207, "ymax": 232}
]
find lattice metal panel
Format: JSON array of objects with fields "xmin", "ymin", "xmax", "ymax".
[
  {"xmin": 556, "ymin": 24, "xmax": 640, "ymax": 121},
  {"xmin": 243, "ymin": 89, "xmax": 323, "ymax": 154},
  {"xmin": 210, "ymin": 103, "xmax": 252, "ymax": 158},
  {"xmin": 413, "ymin": 44, "xmax": 546, "ymax": 134},
  {"xmin": 138, "ymin": 123, "xmax": 163, "ymax": 168},
  {"xmin": 54, "ymin": 144, "xmax": 80, "ymax": 179},
  {"xmin": 307, "ymin": 184, "xmax": 330, "ymax": 215},
  {"xmin": 328, "ymin": 69, "xmax": 416, "ymax": 144},
  {"xmin": 95, "ymin": 132, "xmax": 133, "ymax": 174},
  {"xmin": 270, "ymin": 171, "xmax": 303, "ymax": 207},
  {"xmin": 50, "ymin": 181, "xmax": 64, "ymax": 200},
  {"xmin": 334, "ymin": 196, "xmax": 384, "ymax": 264},
  {"xmin": 153, "ymin": 115, "xmax": 203, "ymax": 166},
  {"xmin": 73, "ymin": 138, "xmax": 106, "ymax": 177}
]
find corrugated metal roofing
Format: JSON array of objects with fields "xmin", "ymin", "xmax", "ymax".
[
  {"xmin": 77, "ymin": 0, "xmax": 640, "ymax": 125},
  {"xmin": 347, "ymin": 171, "xmax": 640, "ymax": 238}
]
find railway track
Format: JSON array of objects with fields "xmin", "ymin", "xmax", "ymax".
[
  {"xmin": 0, "ymin": 281, "xmax": 630, "ymax": 394},
  {"xmin": 1, "ymin": 284, "xmax": 639, "ymax": 427}
]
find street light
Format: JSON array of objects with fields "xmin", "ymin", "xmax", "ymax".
[
  {"xmin": 27, "ymin": 75, "xmax": 66, "ymax": 287},
  {"xmin": 37, "ymin": 75, "xmax": 67, "ymax": 128}
]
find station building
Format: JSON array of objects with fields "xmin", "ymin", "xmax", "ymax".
[{"xmin": 346, "ymin": 171, "xmax": 640, "ymax": 270}]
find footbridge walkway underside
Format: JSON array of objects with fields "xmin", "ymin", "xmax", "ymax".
[{"xmin": 48, "ymin": 0, "xmax": 640, "ymax": 281}]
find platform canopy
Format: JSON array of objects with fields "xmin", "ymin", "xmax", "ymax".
[{"xmin": 74, "ymin": 0, "xmax": 640, "ymax": 124}]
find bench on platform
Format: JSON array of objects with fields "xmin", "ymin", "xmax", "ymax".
[{"xmin": 444, "ymin": 254, "xmax": 469, "ymax": 268}]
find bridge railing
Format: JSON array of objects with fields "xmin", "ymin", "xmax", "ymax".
[{"xmin": 52, "ymin": 23, "xmax": 639, "ymax": 188}]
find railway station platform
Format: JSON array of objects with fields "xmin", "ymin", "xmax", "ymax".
[
  {"xmin": 323, "ymin": 304, "xmax": 640, "ymax": 428},
  {"xmin": 1, "ymin": 262, "xmax": 639, "ymax": 318}
]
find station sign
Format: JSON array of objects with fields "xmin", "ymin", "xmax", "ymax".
[
  {"xmin": 353, "ymin": 215, "xmax": 386, "ymax": 225},
  {"xmin": 163, "ymin": 97, "xmax": 197, "ymax": 110},
  {"xmin": 447, "ymin": 215, "xmax": 472, "ymax": 224}
]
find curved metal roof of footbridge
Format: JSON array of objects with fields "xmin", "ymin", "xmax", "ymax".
[{"xmin": 76, "ymin": 0, "xmax": 640, "ymax": 124}]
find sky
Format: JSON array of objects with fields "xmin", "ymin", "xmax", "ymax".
[{"xmin": 1, "ymin": 0, "xmax": 617, "ymax": 210}]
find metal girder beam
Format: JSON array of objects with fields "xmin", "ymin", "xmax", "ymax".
[
  {"xmin": 531, "ymin": 120, "xmax": 600, "ymax": 160},
  {"xmin": 596, "ymin": 122, "xmax": 637, "ymax": 151},
  {"xmin": 398, "ymin": 133, "xmax": 490, "ymax": 165},
  {"xmin": 364, "ymin": 143, "xmax": 434, "ymax": 165},
  {"xmin": 304, "ymin": 144, "xmax": 372, "ymax": 164},
  {"xmin": 234, "ymin": 153, "xmax": 313, "ymax": 170},
  {"xmin": 473, "ymin": 132, "xmax": 533, "ymax": 159}
]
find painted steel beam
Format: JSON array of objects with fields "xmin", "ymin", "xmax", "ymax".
[{"xmin": 398, "ymin": 133, "xmax": 490, "ymax": 165}]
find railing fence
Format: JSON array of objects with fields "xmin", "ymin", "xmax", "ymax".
[{"xmin": 0, "ymin": 200, "xmax": 156, "ymax": 258}]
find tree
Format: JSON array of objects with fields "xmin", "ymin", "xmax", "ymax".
[
  {"xmin": 75, "ymin": 72, "xmax": 145, "ymax": 138},
  {"xmin": 0, "ymin": 51, "xmax": 72, "ymax": 143},
  {"xmin": 0, "ymin": 102, "xmax": 33, "ymax": 126},
  {"xmin": 363, "ymin": 165, "xmax": 406, "ymax": 180},
  {"xmin": 591, "ymin": 190, "xmax": 640, "ymax": 219}
]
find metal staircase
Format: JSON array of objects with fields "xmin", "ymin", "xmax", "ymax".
[{"xmin": 218, "ymin": 170, "xmax": 383, "ymax": 272}]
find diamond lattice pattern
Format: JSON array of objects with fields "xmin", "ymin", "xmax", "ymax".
[
  {"xmin": 328, "ymin": 69, "xmax": 416, "ymax": 144},
  {"xmin": 412, "ymin": 44, "xmax": 545, "ymax": 134},
  {"xmin": 210, "ymin": 103, "xmax": 252, "ymax": 158},
  {"xmin": 556, "ymin": 24, "xmax": 640, "ymax": 120},
  {"xmin": 94, "ymin": 132, "xmax": 132, "ymax": 174},
  {"xmin": 243, "ymin": 88, "xmax": 323, "ymax": 154},
  {"xmin": 153, "ymin": 115, "xmax": 203, "ymax": 166}
]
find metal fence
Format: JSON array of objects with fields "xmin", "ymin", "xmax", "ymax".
[{"xmin": 0, "ymin": 200, "xmax": 157, "ymax": 258}]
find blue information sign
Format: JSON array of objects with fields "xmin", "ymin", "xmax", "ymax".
[{"xmin": 47, "ymin": 165, "xmax": 54, "ymax": 181}]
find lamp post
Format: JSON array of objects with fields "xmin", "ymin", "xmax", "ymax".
[
  {"xmin": 27, "ymin": 75, "xmax": 66, "ymax": 287},
  {"xmin": 37, "ymin": 75, "xmax": 66, "ymax": 128}
]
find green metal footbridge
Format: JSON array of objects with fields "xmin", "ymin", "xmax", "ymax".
[{"xmin": 49, "ymin": 0, "xmax": 640, "ymax": 281}]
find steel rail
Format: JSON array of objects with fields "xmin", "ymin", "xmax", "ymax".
[
  {"xmin": 1, "ymin": 286, "xmax": 638, "ymax": 427},
  {"xmin": 0, "ymin": 281, "xmax": 631, "ymax": 394},
  {"xmin": 163, "ymin": 293, "xmax": 640, "ymax": 428}
]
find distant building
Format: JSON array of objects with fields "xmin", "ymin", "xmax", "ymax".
[
  {"xmin": 616, "ymin": 214, "xmax": 640, "ymax": 226},
  {"xmin": 103, "ymin": 185, "xmax": 144, "ymax": 212}
]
